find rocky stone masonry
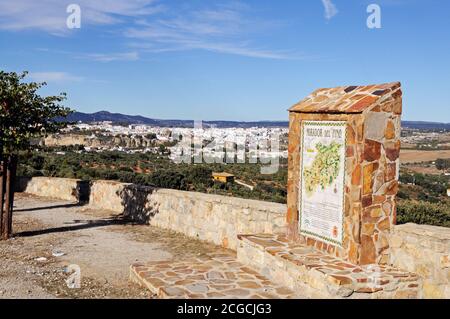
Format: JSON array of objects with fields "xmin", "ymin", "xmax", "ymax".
[
  {"xmin": 88, "ymin": 180, "xmax": 286, "ymax": 250},
  {"xmin": 237, "ymin": 234, "xmax": 420, "ymax": 299},
  {"xmin": 130, "ymin": 252, "xmax": 303, "ymax": 299},
  {"xmin": 89, "ymin": 179, "xmax": 127, "ymax": 212},
  {"xmin": 44, "ymin": 133, "xmax": 155, "ymax": 148},
  {"xmin": 287, "ymin": 82, "xmax": 403, "ymax": 265},
  {"xmin": 390, "ymin": 223, "xmax": 450, "ymax": 298},
  {"xmin": 15, "ymin": 176, "xmax": 86, "ymax": 202}
]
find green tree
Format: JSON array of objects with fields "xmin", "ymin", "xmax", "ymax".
[
  {"xmin": 0, "ymin": 71, "xmax": 72, "ymax": 239},
  {"xmin": 397, "ymin": 200, "xmax": 450, "ymax": 227},
  {"xmin": 436, "ymin": 158, "xmax": 450, "ymax": 171}
]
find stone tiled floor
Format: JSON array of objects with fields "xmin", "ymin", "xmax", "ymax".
[
  {"xmin": 130, "ymin": 251, "xmax": 305, "ymax": 299},
  {"xmin": 130, "ymin": 233, "xmax": 421, "ymax": 299},
  {"xmin": 238, "ymin": 234, "xmax": 420, "ymax": 297}
]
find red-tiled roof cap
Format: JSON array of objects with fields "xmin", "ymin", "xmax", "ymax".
[{"xmin": 289, "ymin": 82, "xmax": 401, "ymax": 114}]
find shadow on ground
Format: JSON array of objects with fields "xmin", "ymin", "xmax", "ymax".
[
  {"xmin": 15, "ymin": 216, "xmax": 138, "ymax": 237},
  {"xmin": 13, "ymin": 203, "xmax": 81, "ymax": 212}
]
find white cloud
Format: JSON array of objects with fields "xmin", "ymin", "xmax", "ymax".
[
  {"xmin": 321, "ymin": 0, "xmax": 338, "ymax": 20},
  {"xmin": 80, "ymin": 52, "xmax": 139, "ymax": 62},
  {"xmin": 124, "ymin": 5, "xmax": 300, "ymax": 60},
  {"xmin": 1, "ymin": 1, "xmax": 301, "ymax": 60},
  {"xmin": 0, "ymin": 0, "xmax": 163, "ymax": 34},
  {"xmin": 28, "ymin": 72, "xmax": 83, "ymax": 83},
  {"xmin": 135, "ymin": 40, "xmax": 296, "ymax": 60},
  {"xmin": 35, "ymin": 48, "xmax": 140, "ymax": 62},
  {"xmin": 186, "ymin": 42, "xmax": 294, "ymax": 60}
]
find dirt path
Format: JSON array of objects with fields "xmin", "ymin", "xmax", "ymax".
[{"xmin": 0, "ymin": 193, "xmax": 228, "ymax": 298}]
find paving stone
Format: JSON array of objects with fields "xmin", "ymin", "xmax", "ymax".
[
  {"xmin": 130, "ymin": 251, "xmax": 304, "ymax": 299},
  {"xmin": 206, "ymin": 271, "xmax": 224, "ymax": 280},
  {"xmin": 186, "ymin": 283, "xmax": 209, "ymax": 294},
  {"xmin": 237, "ymin": 234, "xmax": 421, "ymax": 298}
]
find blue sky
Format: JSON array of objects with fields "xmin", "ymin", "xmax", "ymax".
[{"xmin": 0, "ymin": 0, "xmax": 449, "ymax": 122}]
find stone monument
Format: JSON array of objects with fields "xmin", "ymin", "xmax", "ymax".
[{"xmin": 286, "ymin": 82, "xmax": 402, "ymax": 265}]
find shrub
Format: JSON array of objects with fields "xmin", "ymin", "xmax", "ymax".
[
  {"xmin": 117, "ymin": 171, "xmax": 136, "ymax": 183},
  {"xmin": 397, "ymin": 200, "xmax": 450, "ymax": 227},
  {"xmin": 436, "ymin": 158, "xmax": 450, "ymax": 170},
  {"xmin": 148, "ymin": 170, "xmax": 187, "ymax": 190},
  {"xmin": 185, "ymin": 166, "xmax": 213, "ymax": 186}
]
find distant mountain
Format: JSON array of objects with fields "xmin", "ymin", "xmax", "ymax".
[
  {"xmin": 65, "ymin": 111, "xmax": 289, "ymax": 128},
  {"xmin": 66, "ymin": 111, "xmax": 159, "ymax": 126},
  {"xmin": 65, "ymin": 111, "xmax": 450, "ymax": 130},
  {"xmin": 401, "ymin": 121, "xmax": 450, "ymax": 131}
]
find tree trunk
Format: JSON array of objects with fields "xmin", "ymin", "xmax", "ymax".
[
  {"xmin": 0, "ymin": 140, "xmax": 3, "ymax": 235},
  {"xmin": 0, "ymin": 159, "xmax": 4, "ymax": 236},
  {"xmin": 8, "ymin": 155, "xmax": 18, "ymax": 236},
  {"xmin": 1, "ymin": 155, "xmax": 17, "ymax": 240},
  {"xmin": 1, "ymin": 158, "xmax": 8, "ymax": 239}
]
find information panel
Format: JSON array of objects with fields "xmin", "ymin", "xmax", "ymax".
[{"xmin": 299, "ymin": 121, "xmax": 346, "ymax": 246}]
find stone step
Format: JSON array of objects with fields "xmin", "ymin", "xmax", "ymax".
[
  {"xmin": 130, "ymin": 252, "xmax": 305, "ymax": 299},
  {"xmin": 237, "ymin": 234, "xmax": 421, "ymax": 299}
]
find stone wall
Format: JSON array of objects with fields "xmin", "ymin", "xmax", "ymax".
[
  {"xmin": 88, "ymin": 180, "xmax": 286, "ymax": 250},
  {"xmin": 43, "ymin": 133, "xmax": 156, "ymax": 148},
  {"xmin": 89, "ymin": 179, "xmax": 128, "ymax": 212},
  {"xmin": 16, "ymin": 176, "xmax": 88, "ymax": 202},
  {"xmin": 390, "ymin": 223, "xmax": 450, "ymax": 298},
  {"xmin": 44, "ymin": 134, "xmax": 89, "ymax": 147}
]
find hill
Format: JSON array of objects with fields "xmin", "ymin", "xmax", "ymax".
[
  {"xmin": 65, "ymin": 111, "xmax": 450, "ymax": 130},
  {"xmin": 65, "ymin": 111, "xmax": 288, "ymax": 128}
]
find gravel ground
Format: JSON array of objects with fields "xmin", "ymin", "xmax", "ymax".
[{"xmin": 0, "ymin": 193, "xmax": 228, "ymax": 299}]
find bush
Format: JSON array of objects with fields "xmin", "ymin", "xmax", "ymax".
[
  {"xmin": 17, "ymin": 164, "xmax": 42, "ymax": 177},
  {"xmin": 95, "ymin": 170, "xmax": 119, "ymax": 180},
  {"xmin": 118, "ymin": 166, "xmax": 134, "ymax": 173},
  {"xmin": 397, "ymin": 200, "xmax": 450, "ymax": 227},
  {"xmin": 185, "ymin": 166, "xmax": 213, "ymax": 186},
  {"xmin": 148, "ymin": 170, "xmax": 187, "ymax": 190},
  {"xmin": 436, "ymin": 158, "xmax": 450, "ymax": 170},
  {"xmin": 397, "ymin": 189, "xmax": 410, "ymax": 199},
  {"xmin": 29, "ymin": 154, "xmax": 45, "ymax": 170},
  {"xmin": 117, "ymin": 171, "xmax": 136, "ymax": 183}
]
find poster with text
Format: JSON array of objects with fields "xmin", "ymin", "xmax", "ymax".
[{"xmin": 299, "ymin": 121, "xmax": 346, "ymax": 246}]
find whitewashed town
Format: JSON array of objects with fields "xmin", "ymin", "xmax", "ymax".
[{"xmin": 44, "ymin": 121, "xmax": 289, "ymax": 162}]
